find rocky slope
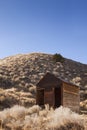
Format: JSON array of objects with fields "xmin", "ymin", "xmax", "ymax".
[{"xmin": 0, "ymin": 53, "xmax": 87, "ymax": 110}]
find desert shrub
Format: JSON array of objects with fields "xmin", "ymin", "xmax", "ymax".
[
  {"xmin": 0, "ymin": 76, "xmax": 12, "ymax": 89},
  {"xmin": 0, "ymin": 87, "xmax": 36, "ymax": 110},
  {"xmin": 53, "ymin": 53, "xmax": 64, "ymax": 63},
  {"xmin": 80, "ymin": 100, "xmax": 87, "ymax": 111},
  {"xmin": 0, "ymin": 105, "xmax": 84, "ymax": 130},
  {"xmin": 29, "ymin": 85, "xmax": 36, "ymax": 95}
]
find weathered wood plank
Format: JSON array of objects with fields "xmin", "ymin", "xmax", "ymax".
[
  {"xmin": 63, "ymin": 90, "xmax": 79, "ymax": 95},
  {"xmin": 63, "ymin": 91, "xmax": 80, "ymax": 112},
  {"xmin": 44, "ymin": 89, "xmax": 54, "ymax": 106},
  {"xmin": 63, "ymin": 82, "xmax": 79, "ymax": 93}
]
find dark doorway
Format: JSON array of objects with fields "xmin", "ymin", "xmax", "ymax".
[
  {"xmin": 54, "ymin": 87, "xmax": 61, "ymax": 107},
  {"xmin": 36, "ymin": 89, "xmax": 44, "ymax": 105}
]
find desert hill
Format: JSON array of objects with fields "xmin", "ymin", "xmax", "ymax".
[{"xmin": 0, "ymin": 53, "xmax": 87, "ymax": 110}]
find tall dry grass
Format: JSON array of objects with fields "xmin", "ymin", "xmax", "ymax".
[{"xmin": 0, "ymin": 105, "xmax": 84, "ymax": 130}]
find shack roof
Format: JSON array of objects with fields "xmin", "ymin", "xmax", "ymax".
[{"xmin": 37, "ymin": 72, "xmax": 79, "ymax": 89}]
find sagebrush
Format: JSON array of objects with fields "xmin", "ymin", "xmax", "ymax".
[{"xmin": 0, "ymin": 105, "xmax": 84, "ymax": 130}]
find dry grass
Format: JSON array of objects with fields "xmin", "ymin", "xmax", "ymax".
[
  {"xmin": 0, "ymin": 105, "xmax": 85, "ymax": 130},
  {"xmin": 80, "ymin": 114, "xmax": 87, "ymax": 130}
]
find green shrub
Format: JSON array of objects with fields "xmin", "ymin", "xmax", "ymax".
[{"xmin": 53, "ymin": 53, "xmax": 64, "ymax": 63}]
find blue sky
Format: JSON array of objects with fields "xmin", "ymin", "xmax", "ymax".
[{"xmin": 0, "ymin": 0, "xmax": 87, "ymax": 64}]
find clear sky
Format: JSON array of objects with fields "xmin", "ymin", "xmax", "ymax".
[{"xmin": 0, "ymin": 0, "xmax": 87, "ymax": 64}]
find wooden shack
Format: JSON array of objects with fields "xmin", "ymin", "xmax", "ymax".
[{"xmin": 36, "ymin": 73, "xmax": 80, "ymax": 112}]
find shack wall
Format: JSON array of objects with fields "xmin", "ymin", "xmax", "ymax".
[{"xmin": 62, "ymin": 82, "xmax": 80, "ymax": 112}]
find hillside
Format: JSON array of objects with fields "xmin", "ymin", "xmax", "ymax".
[{"xmin": 0, "ymin": 53, "xmax": 87, "ymax": 110}]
